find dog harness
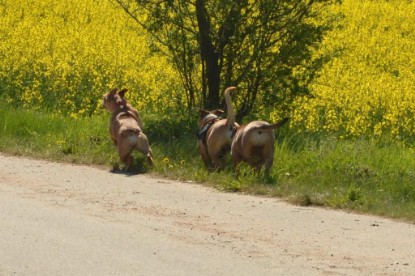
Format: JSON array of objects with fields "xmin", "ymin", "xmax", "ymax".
[
  {"xmin": 197, "ymin": 114, "xmax": 220, "ymax": 146},
  {"xmin": 112, "ymin": 109, "xmax": 140, "ymax": 130}
]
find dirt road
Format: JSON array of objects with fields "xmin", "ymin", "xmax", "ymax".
[{"xmin": 0, "ymin": 153, "xmax": 414, "ymax": 275}]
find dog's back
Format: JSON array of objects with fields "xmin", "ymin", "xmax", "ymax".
[
  {"xmin": 197, "ymin": 87, "xmax": 238, "ymax": 170},
  {"xmin": 103, "ymin": 88, "xmax": 154, "ymax": 168},
  {"xmin": 232, "ymin": 121, "xmax": 275, "ymax": 167},
  {"xmin": 241, "ymin": 121, "xmax": 275, "ymax": 147},
  {"xmin": 117, "ymin": 113, "xmax": 141, "ymax": 143},
  {"xmin": 110, "ymin": 110, "xmax": 139, "ymax": 140},
  {"xmin": 231, "ymin": 118, "xmax": 288, "ymax": 173}
]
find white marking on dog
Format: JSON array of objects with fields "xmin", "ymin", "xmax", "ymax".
[
  {"xmin": 128, "ymin": 134, "xmax": 138, "ymax": 145},
  {"xmin": 202, "ymin": 113, "xmax": 219, "ymax": 122}
]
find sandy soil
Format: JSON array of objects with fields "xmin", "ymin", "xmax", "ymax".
[{"xmin": 0, "ymin": 153, "xmax": 414, "ymax": 275}]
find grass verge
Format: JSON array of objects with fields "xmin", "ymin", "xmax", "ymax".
[{"xmin": 1, "ymin": 105, "xmax": 414, "ymax": 223}]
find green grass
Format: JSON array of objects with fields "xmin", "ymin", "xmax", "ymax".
[{"xmin": 1, "ymin": 104, "xmax": 414, "ymax": 223}]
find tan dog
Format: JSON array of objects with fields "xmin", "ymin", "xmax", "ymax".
[
  {"xmin": 231, "ymin": 118, "xmax": 289, "ymax": 174},
  {"xmin": 197, "ymin": 86, "xmax": 238, "ymax": 170},
  {"xmin": 102, "ymin": 88, "xmax": 154, "ymax": 169}
]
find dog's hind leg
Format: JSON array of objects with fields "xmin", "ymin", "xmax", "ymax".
[
  {"xmin": 263, "ymin": 156, "xmax": 274, "ymax": 175},
  {"xmin": 135, "ymin": 133, "xmax": 154, "ymax": 166},
  {"xmin": 216, "ymin": 146, "xmax": 232, "ymax": 170},
  {"xmin": 262, "ymin": 143, "xmax": 275, "ymax": 175},
  {"xmin": 198, "ymin": 142, "xmax": 213, "ymax": 170},
  {"xmin": 118, "ymin": 144, "xmax": 134, "ymax": 170},
  {"xmin": 209, "ymin": 154, "xmax": 223, "ymax": 171},
  {"xmin": 231, "ymin": 152, "xmax": 243, "ymax": 173},
  {"xmin": 146, "ymin": 147, "xmax": 154, "ymax": 166}
]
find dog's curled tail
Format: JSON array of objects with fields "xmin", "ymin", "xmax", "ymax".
[
  {"xmin": 224, "ymin": 86, "xmax": 237, "ymax": 130},
  {"xmin": 259, "ymin": 117, "xmax": 290, "ymax": 130}
]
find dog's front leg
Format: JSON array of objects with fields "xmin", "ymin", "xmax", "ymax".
[{"xmin": 112, "ymin": 138, "xmax": 118, "ymax": 146}]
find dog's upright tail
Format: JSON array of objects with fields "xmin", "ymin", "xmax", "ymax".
[
  {"xmin": 259, "ymin": 117, "xmax": 290, "ymax": 130},
  {"xmin": 224, "ymin": 86, "xmax": 237, "ymax": 130}
]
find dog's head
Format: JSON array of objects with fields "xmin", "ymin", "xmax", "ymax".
[
  {"xmin": 198, "ymin": 109, "xmax": 223, "ymax": 129},
  {"xmin": 102, "ymin": 88, "xmax": 129, "ymax": 113}
]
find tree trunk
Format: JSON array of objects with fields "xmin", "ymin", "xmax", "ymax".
[{"xmin": 195, "ymin": 0, "xmax": 220, "ymax": 109}]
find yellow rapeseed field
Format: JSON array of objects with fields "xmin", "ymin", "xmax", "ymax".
[
  {"xmin": 291, "ymin": 0, "xmax": 415, "ymax": 139},
  {"xmin": 0, "ymin": 0, "xmax": 181, "ymax": 118}
]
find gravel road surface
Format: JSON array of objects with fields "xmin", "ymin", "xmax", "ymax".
[{"xmin": 0, "ymin": 153, "xmax": 414, "ymax": 275}]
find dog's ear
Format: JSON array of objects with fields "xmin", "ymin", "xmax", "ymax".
[
  {"xmin": 199, "ymin": 109, "xmax": 210, "ymax": 119},
  {"xmin": 212, "ymin": 109, "xmax": 224, "ymax": 116},
  {"xmin": 118, "ymin": 88, "xmax": 129, "ymax": 98},
  {"xmin": 110, "ymin": 88, "xmax": 118, "ymax": 95}
]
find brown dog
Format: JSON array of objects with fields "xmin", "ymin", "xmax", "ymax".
[
  {"xmin": 102, "ymin": 88, "xmax": 154, "ymax": 169},
  {"xmin": 231, "ymin": 118, "xmax": 289, "ymax": 174},
  {"xmin": 197, "ymin": 86, "xmax": 238, "ymax": 170}
]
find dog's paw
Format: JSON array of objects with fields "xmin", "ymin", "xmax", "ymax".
[{"xmin": 110, "ymin": 163, "xmax": 120, "ymax": 172}]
